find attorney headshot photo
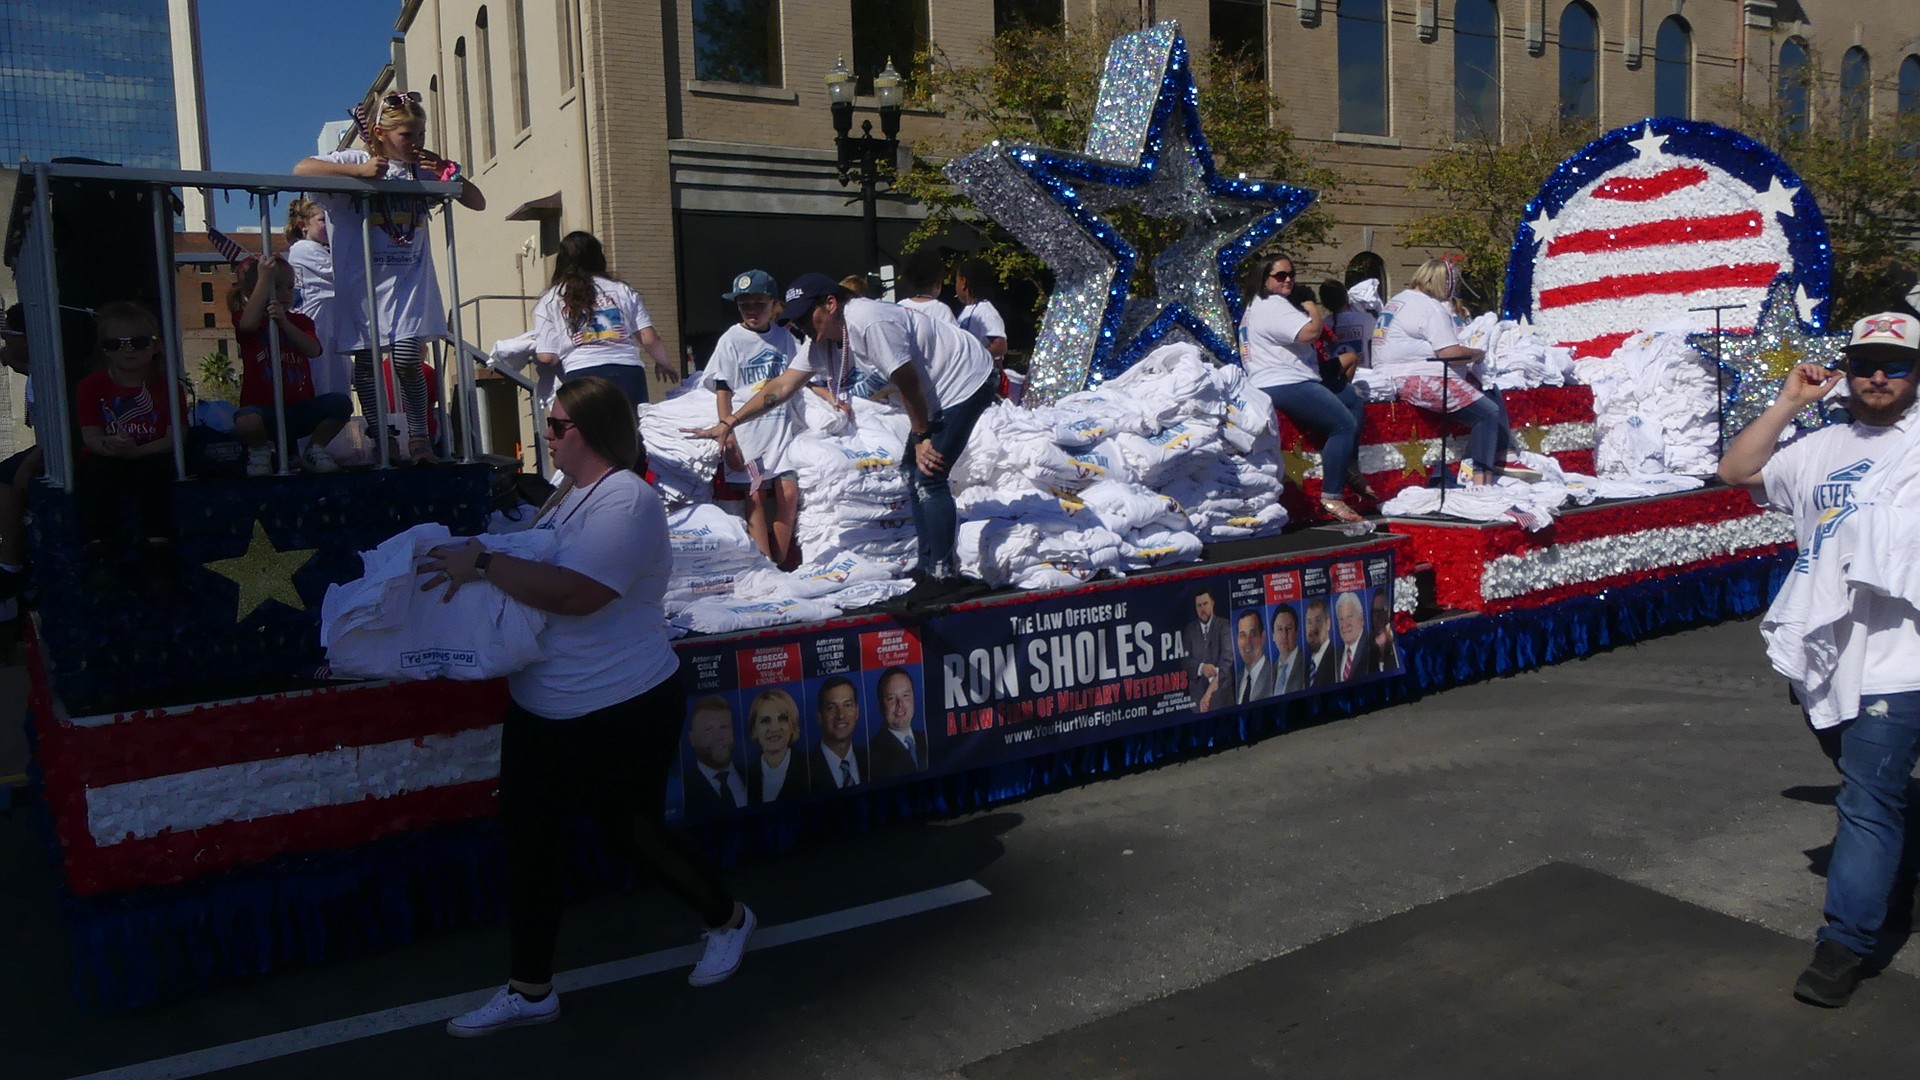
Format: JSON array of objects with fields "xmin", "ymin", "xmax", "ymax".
[
  {"xmin": 807, "ymin": 675, "xmax": 869, "ymax": 792},
  {"xmin": 683, "ymin": 695, "xmax": 748, "ymax": 816},
  {"xmin": 867, "ymin": 666, "xmax": 928, "ymax": 780},
  {"xmin": 746, "ymin": 688, "xmax": 808, "ymax": 805}
]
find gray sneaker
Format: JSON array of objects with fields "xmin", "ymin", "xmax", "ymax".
[{"xmin": 445, "ymin": 985, "xmax": 560, "ymax": 1036}]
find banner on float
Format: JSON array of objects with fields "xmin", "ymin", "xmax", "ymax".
[{"xmin": 669, "ymin": 548, "xmax": 1400, "ymax": 822}]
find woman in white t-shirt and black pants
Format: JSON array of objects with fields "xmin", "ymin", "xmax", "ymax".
[
  {"xmin": 532, "ymin": 231, "xmax": 678, "ymax": 409},
  {"xmin": 1371, "ymin": 258, "xmax": 1529, "ymax": 486},
  {"xmin": 1239, "ymin": 256, "xmax": 1370, "ymax": 522},
  {"xmin": 420, "ymin": 376, "xmax": 753, "ymax": 1036}
]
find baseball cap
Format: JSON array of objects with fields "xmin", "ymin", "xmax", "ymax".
[
  {"xmin": 1843, "ymin": 311, "xmax": 1920, "ymax": 367},
  {"xmin": 779, "ymin": 272, "xmax": 843, "ymax": 337},
  {"xmin": 722, "ymin": 269, "xmax": 778, "ymax": 301}
]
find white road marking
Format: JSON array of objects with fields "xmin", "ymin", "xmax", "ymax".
[{"xmin": 70, "ymin": 880, "xmax": 991, "ymax": 1080}]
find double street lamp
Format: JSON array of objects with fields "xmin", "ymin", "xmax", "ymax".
[{"xmin": 825, "ymin": 55, "xmax": 903, "ymax": 281}]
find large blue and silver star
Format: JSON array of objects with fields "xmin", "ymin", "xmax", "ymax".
[
  {"xmin": 1690, "ymin": 276, "xmax": 1850, "ymax": 433},
  {"xmin": 944, "ymin": 22, "xmax": 1314, "ymax": 405}
]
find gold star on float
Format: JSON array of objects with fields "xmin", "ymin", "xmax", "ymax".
[
  {"xmin": 1393, "ymin": 439, "xmax": 1431, "ymax": 479},
  {"xmin": 1280, "ymin": 448, "xmax": 1317, "ymax": 487},
  {"xmin": 1517, "ymin": 424, "xmax": 1551, "ymax": 454},
  {"xmin": 1756, "ymin": 341, "xmax": 1805, "ymax": 379},
  {"xmin": 206, "ymin": 520, "xmax": 317, "ymax": 621}
]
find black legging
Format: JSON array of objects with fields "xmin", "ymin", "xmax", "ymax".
[
  {"xmin": 501, "ymin": 677, "xmax": 735, "ymax": 984},
  {"xmin": 351, "ymin": 338, "xmax": 431, "ymax": 441}
]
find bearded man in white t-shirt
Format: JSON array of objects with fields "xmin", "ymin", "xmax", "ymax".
[{"xmin": 1719, "ymin": 310, "xmax": 1920, "ymax": 1009}]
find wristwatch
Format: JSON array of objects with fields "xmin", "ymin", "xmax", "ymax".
[{"xmin": 473, "ymin": 551, "xmax": 493, "ymax": 576}]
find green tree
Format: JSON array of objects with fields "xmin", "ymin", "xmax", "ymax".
[
  {"xmin": 1399, "ymin": 113, "xmax": 1595, "ymax": 309},
  {"xmin": 893, "ymin": 17, "xmax": 1343, "ymax": 309},
  {"xmin": 195, "ymin": 352, "xmax": 240, "ymax": 404}
]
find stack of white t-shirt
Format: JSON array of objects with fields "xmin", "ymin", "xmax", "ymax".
[
  {"xmin": 784, "ymin": 393, "xmax": 917, "ymax": 573},
  {"xmin": 637, "ymin": 386, "xmax": 725, "ymax": 505},
  {"xmin": 664, "ymin": 503, "xmax": 778, "ymax": 614},
  {"xmin": 1577, "ymin": 323, "xmax": 1723, "ymax": 478}
]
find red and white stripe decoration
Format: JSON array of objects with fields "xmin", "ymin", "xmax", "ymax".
[{"xmin": 1526, "ymin": 125, "xmax": 1797, "ymax": 359}]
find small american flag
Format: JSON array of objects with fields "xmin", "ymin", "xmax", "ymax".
[{"xmin": 206, "ymin": 227, "xmax": 258, "ymax": 267}]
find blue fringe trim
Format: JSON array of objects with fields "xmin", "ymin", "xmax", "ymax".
[{"xmin": 45, "ymin": 550, "xmax": 1791, "ymax": 1010}]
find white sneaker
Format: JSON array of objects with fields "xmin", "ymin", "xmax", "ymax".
[
  {"xmin": 245, "ymin": 446, "xmax": 274, "ymax": 477},
  {"xmin": 300, "ymin": 443, "xmax": 339, "ymax": 473},
  {"xmin": 688, "ymin": 904, "xmax": 756, "ymax": 987},
  {"xmin": 445, "ymin": 985, "xmax": 560, "ymax": 1037}
]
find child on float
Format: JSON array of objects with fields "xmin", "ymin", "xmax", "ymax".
[
  {"xmin": 73, "ymin": 301, "xmax": 180, "ymax": 569},
  {"xmin": 228, "ymin": 253, "xmax": 352, "ymax": 475},
  {"xmin": 284, "ymin": 197, "xmax": 351, "ymax": 398},
  {"xmin": 531, "ymin": 230, "xmax": 676, "ymax": 410},
  {"xmin": 293, "ymin": 91, "xmax": 485, "ymax": 464},
  {"xmin": 701, "ymin": 270, "xmax": 802, "ymax": 568}
]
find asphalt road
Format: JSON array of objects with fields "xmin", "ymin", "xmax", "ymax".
[{"xmin": 8, "ymin": 616, "xmax": 1916, "ymax": 1079}]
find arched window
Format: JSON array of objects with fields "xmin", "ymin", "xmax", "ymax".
[
  {"xmin": 1346, "ymin": 252, "xmax": 1388, "ymax": 293},
  {"xmin": 1778, "ymin": 38, "xmax": 1809, "ymax": 134},
  {"xmin": 1903, "ymin": 55, "xmax": 1920, "ymax": 117},
  {"xmin": 1557, "ymin": 2, "xmax": 1598, "ymax": 124},
  {"xmin": 1654, "ymin": 16, "xmax": 1691, "ymax": 118},
  {"xmin": 476, "ymin": 7, "xmax": 497, "ymax": 160},
  {"xmin": 510, "ymin": 0, "xmax": 532, "ymax": 132},
  {"xmin": 454, "ymin": 38, "xmax": 473, "ymax": 166},
  {"xmin": 1338, "ymin": 0, "xmax": 1390, "ymax": 135},
  {"xmin": 1841, "ymin": 47, "xmax": 1871, "ymax": 139},
  {"xmin": 1454, "ymin": 0, "xmax": 1501, "ymax": 140}
]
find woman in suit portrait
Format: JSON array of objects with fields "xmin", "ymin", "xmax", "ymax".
[{"xmin": 746, "ymin": 688, "xmax": 808, "ymax": 804}]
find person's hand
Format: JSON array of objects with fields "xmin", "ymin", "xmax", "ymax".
[
  {"xmin": 1779, "ymin": 362, "xmax": 1841, "ymax": 408},
  {"xmin": 913, "ymin": 438, "xmax": 947, "ymax": 476},
  {"xmin": 834, "ymin": 398, "xmax": 854, "ymax": 418},
  {"xmin": 417, "ymin": 538, "xmax": 484, "ymax": 603},
  {"xmin": 266, "ymin": 299, "xmax": 289, "ymax": 323},
  {"xmin": 684, "ymin": 421, "xmax": 730, "ymax": 442},
  {"xmin": 416, "ymin": 148, "xmax": 445, "ymax": 174},
  {"xmin": 1338, "ymin": 347, "xmax": 1361, "ymax": 375},
  {"xmin": 1199, "ymin": 662, "xmax": 1218, "ymax": 681},
  {"xmin": 651, "ymin": 357, "xmax": 680, "ymax": 382},
  {"xmin": 1198, "ymin": 685, "xmax": 1215, "ymax": 712},
  {"xmin": 362, "ymin": 153, "xmax": 388, "ymax": 179}
]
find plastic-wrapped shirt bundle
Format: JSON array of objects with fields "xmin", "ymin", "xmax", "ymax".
[
  {"xmin": 1576, "ymin": 324, "xmax": 1721, "ymax": 477},
  {"xmin": 665, "ymin": 503, "xmax": 777, "ymax": 614},
  {"xmin": 786, "ymin": 393, "xmax": 916, "ymax": 572},
  {"xmin": 637, "ymin": 385, "xmax": 725, "ymax": 505},
  {"xmin": 321, "ymin": 523, "xmax": 557, "ymax": 680},
  {"xmin": 1461, "ymin": 314, "xmax": 1580, "ymax": 390}
]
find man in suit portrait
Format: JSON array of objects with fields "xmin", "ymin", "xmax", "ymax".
[
  {"xmin": 806, "ymin": 675, "xmax": 870, "ymax": 792},
  {"xmin": 1234, "ymin": 610, "xmax": 1276, "ymax": 704},
  {"xmin": 1305, "ymin": 597, "xmax": 1338, "ymax": 688},
  {"xmin": 1370, "ymin": 590, "xmax": 1401, "ymax": 674},
  {"xmin": 1270, "ymin": 604, "xmax": 1307, "ymax": 694},
  {"xmin": 867, "ymin": 666, "xmax": 928, "ymax": 780},
  {"xmin": 1334, "ymin": 591, "xmax": 1379, "ymax": 683},
  {"xmin": 1182, "ymin": 586, "xmax": 1234, "ymax": 711},
  {"xmin": 683, "ymin": 695, "xmax": 748, "ymax": 817}
]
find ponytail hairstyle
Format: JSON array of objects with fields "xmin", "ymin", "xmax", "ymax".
[{"xmin": 550, "ymin": 230, "xmax": 610, "ymax": 328}]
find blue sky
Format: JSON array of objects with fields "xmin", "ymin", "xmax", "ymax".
[{"xmin": 199, "ymin": 0, "xmax": 403, "ymax": 178}]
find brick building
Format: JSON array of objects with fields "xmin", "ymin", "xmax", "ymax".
[{"xmin": 373, "ymin": 0, "xmax": 1919, "ymax": 400}]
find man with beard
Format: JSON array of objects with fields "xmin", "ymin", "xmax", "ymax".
[{"xmin": 683, "ymin": 696, "xmax": 747, "ymax": 815}]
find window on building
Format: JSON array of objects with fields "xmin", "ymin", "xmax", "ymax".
[
  {"xmin": 476, "ymin": 7, "xmax": 497, "ymax": 159},
  {"xmin": 851, "ymin": 0, "xmax": 927, "ymax": 96},
  {"xmin": 1454, "ymin": 0, "xmax": 1500, "ymax": 140},
  {"xmin": 1337, "ymin": 0, "xmax": 1389, "ymax": 135},
  {"xmin": 1777, "ymin": 38, "xmax": 1809, "ymax": 134},
  {"xmin": 1346, "ymin": 252, "xmax": 1388, "ymax": 293},
  {"xmin": 557, "ymin": 0, "xmax": 577, "ymax": 91},
  {"xmin": 1210, "ymin": 0, "xmax": 1266, "ymax": 81},
  {"xmin": 455, "ymin": 38, "xmax": 474, "ymax": 166},
  {"xmin": 1654, "ymin": 16, "xmax": 1690, "ymax": 118},
  {"xmin": 198, "ymin": 263, "xmax": 214, "ymax": 274},
  {"xmin": 994, "ymin": 0, "xmax": 1061, "ymax": 33},
  {"xmin": 200, "ymin": 282, "xmax": 213, "ymax": 303},
  {"xmin": 202, "ymin": 312, "xmax": 215, "ymax": 328},
  {"xmin": 693, "ymin": 0, "xmax": 783, "ymax": 86},
  {"xmin": 510, "ymin": 0, "xmax": 532, "ymax": 131},
  {"xmin": 1841, "ymin": 46, "xmax": 1871, "ymax": 140},
  {"xmin": 1557, "ymin": 2, "xmax": 1598, "ymax": 125},
  {"xmin": 216, "ymin": 338, "xmax": 227, "ymax": 357}
]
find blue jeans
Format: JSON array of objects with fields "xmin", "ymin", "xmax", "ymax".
[
  {"xmin": 1813, "ymin": 691, "xmax": 1920, "ymax": 957},
  {"xmin": 1261, "ymin": 381, "xmax": 1365, "ymax": 499},
  {"xmin": 564, "ymin": 362, "xmax": 650, "ymax": 407},
  {"xmin": 907, "ymin": 379, "xmax": 997, "ymax": 580},
  {"xmin": 1447, "ymin": 390, "xmax": 1514, "ymax": 472}
]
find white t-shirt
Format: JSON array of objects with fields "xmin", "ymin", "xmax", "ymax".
[
  {"xmin": 1237, "ymin": 294, "xmax": 1318, "ymax": 388},
  {"xmin": 897, "ymin": 296, "xmax": 957, "ymax": 324},
  {"xmin": 1334, "ymin": 309, "xmax": 1375, "ymax": 367},
  {"xmin": 532, "ymin": 276, "xmax": 653, "ymax": 373},
  {"xmin": 958, "ymin": 299, "xmax": 1007, "ymax": 347},
  {"xmin": 1370, "ymin": 289, "xmax": 1461, "ymax": 377},
  {"xmin": 508, "ymin": 469, "xmax": 680, "ymax": 718},
  {"xmin": 287, "ymin": 238, "xmax": 351, "ymax": 396},
  {"xmin": 701, "ymin": 322, "xmax": 800, "ymax": 473},
  {"xmin": 790, "ymin": 297, "xmax": 993, "ymax": 413},
  {"xmin": 312, "ymin": 150, "xmax": 447, "ymax": 352},
  {"xmin": 1761, "ymin": 418, "xmax": 1920, "ymax": 701}
]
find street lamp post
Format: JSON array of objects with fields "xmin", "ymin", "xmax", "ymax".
[{"xmin": 826, "ymin": 56, "xmax": 903, "ymax": 281}]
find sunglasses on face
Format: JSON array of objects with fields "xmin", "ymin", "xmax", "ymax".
[
  {"xmin": 1267, "ymin": 270, "xmax": 1294, "ymax": 281},
  {"xmin": 383, "ymin": 91, "xmax": 423, "ymax": 107},
  {"xmin": 1846, "ymin": 357, "xmax": 1918, "ymax": 380},
  {"xmin": 546, "ymin": 416, "xmax": 577, "ymax": 438},
  {"xmin": 99, "ymin": 334, "xmax": 155, "ymax": 351}
]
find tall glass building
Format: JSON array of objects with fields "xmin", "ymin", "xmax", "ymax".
[{"xmin": 1, "ymin": 0, "xmax": 185, "ymax": 168}]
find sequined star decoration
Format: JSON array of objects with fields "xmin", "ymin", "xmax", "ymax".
[
  {"xmin": 1516, "ymin": 425, "xmax": 1551, "ymax": 455},
  {"xmin": 1394, "ymin": 439, "xmax": 1432, "ymax": 479},
  {"xmin": 206, "ymin": 520, "xmax": 317, "ymax": 621},
  {"xmin": 944, "ymin": 22, "xmax": 1314, "ymax": 405},
  {"xmin": 1690, "ymin": 277, "xmax": 1850, "ymax": 433},
  {"xmin": 1280, "ymin": 448, "xmax": 1317, "ymax": 486}
]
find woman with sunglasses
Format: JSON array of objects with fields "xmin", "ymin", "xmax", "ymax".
[
  {"xmin": 72, "ymin": 302, "xmax": 181, "ymax": 577},
  {"xmin": 294, "ymin": 91, "xmax": 485, "ymax": 464},
  {"xmin": 1240, "ymin": 255, "xmax": 1369, "ymax": 522},
  {"xmin": 419, "ymin": 376, "xmax": 753, "ymax": 1037}
]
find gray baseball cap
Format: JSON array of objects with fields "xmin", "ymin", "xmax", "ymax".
[{"xmin": 722, "ymin": 269, "xmax": 778, "ymax": 301}]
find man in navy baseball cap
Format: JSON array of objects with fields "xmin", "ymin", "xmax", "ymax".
[{"xmin": 776, "ymin": 272, "xmax": 843, "ymax": 340}]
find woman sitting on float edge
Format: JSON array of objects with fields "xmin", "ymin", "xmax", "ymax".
[{"xmin": 1239, "ymin": 255, "xmax": 1369, "ymax": 522}]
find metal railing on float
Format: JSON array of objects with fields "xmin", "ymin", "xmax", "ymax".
[{"xmin": 5, "ymin": 161, "xmax": 478, "ymax": 488}]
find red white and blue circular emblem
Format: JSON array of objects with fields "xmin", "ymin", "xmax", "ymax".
[{"xmin": 1503, "ymin": 118, "xmax": 1833, "ymax": 359}]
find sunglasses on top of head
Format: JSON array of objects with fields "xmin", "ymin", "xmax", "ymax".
[
  {"xmin": 1844, "ymin": 356, "xmax": 1919, "ymax": 380},
  {"xmin": 383, "ymin": 91, "xmax": 423, "ymax": 108},
  {"xmin": 99, "ymin": 334, "xmax": 155, "ymax": 351}
]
